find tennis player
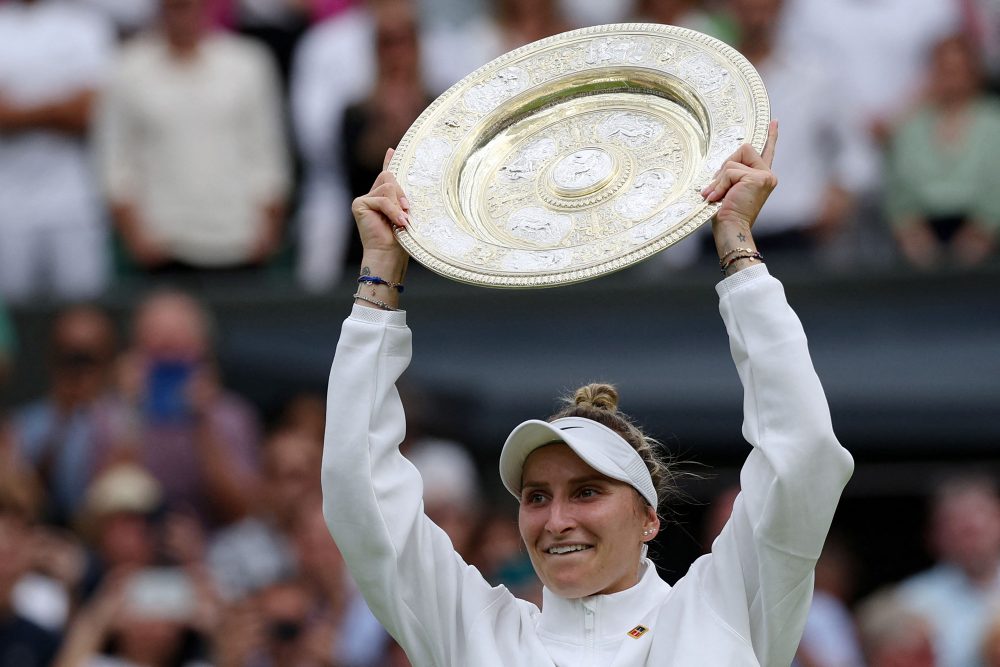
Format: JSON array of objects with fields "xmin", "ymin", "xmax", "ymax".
[{"xmin": 322, "ymin": 121, "xmax": 854, "ymax": 665}]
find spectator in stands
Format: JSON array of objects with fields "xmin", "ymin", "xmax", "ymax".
[
  {"xmin": 886, "ymin": 33, "xmax": 1000, "ymax": 269},
  {"xmin": 856, "ymin": 588, "xmax": 937, "ymax": 667},
  {"xmin": 780, "ymin": 0, "xmax": 961, "ymax": 146},
  {"xmin": 291, "ymin": 0, "xmax": 383, "ymax": 292},
  {"xmin": 54, "ymin": 560, "xmax": 217, "ymax": 667},
  {"xmin": 12, "ymin": 305, "xmax": 118, "ymax": 527},
  {"xmin": 207, "ymin": 428, "xmax": 319, "ymax": 601},
  {"xmin": 777, "ymin": 0, "xmax": 964, "ymax": 268},
  {"xmin": 95, "ymin": 289, "xmax": 261, "ymax": 527},
  {"xmin": 899, "ymin": 476, "xmax": 1000, "ymax": 667},
  {"xmin": 0, "ymin": 0, "xmax": 115, "ymax": 304},
  {"xmin": 211, "ymin": 495, "xmax": 391, "ymax": 667},
  {"xmin": 76, "ymin": 464, "xmax": 163, "ymax": 589},
  {"xmin": 724, "ymin": 0, "xmax": 877, "ymax": 262},
  {"xmin": 290, "ymin": 495, "xmax": 390, "ymax": 665},
  {"xmin": 96, "ymin": 0, "xmax": 291, "ymax": 275},
  {"xmin": 795, "ymin": 534, "xmax": 866, "ymax": 667},
  {"xmin": 0, "ymin": 474, "xmax": 62, "ymax": 667},
  {"xmin": 340, "ymin": 0, "xmax": 432, "ymax": 269},
  {"xmin": 405, "ymin": 439, "xmax": 482, "ymax": 561},
  {"xmin": 293, "ymin": 0, "xmax": 443, "ymax": 292},
  {"xmin": 230, "ymin": 0, "xmax": 315, "ymax": 87}
]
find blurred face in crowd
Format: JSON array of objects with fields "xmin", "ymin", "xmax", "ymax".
[
  {"xmin": 116, "ymin": 615, "xmax": 186, "ymax": 667},
  {"xmin": 133, "ymin": 292, "xmax": 210, "ymax": 363},
  {"xmin": 263, "ymin": 431, "xmax": 321, "ymax": 526},
  {"xmin": 374, "ymin": 0, "xmax": 420, "ymax": 81},
  {"xmin": 160, "ymin": 0, "xmax": 206, "ymax": 47},
  {"xmin": 292, "ymin": 496, "xmax": 346, "ymax": 583},
  {"xmin": 931, "ymin": 484, "xmax": 1000, "ymax": 581},
  {"xmin": 96, "ymin": 512, "xmax": 157, "ymax": 568},
  {"xmin": 518, "ymin": 443, "xmax": 658, "ymax": 599},
  {"xmin": 50, "ymin": 307, "xmax": 116, "ymax": 409},
  {"xmin": 929, "ymin": 36, "xmax": 982, "ymax": 105},
  {"xmin": 257, "ymin": 581, "xmax": 312, "ymax": 665}
]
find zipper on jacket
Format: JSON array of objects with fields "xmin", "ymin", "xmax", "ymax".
[{"xmin": 583, "ymin": 602, "xmax": 596, "ymax": 655}]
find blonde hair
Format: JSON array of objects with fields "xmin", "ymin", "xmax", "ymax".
[{"xmin": 549, "ymin": 382, "xmax": 687, "ymax": 515}]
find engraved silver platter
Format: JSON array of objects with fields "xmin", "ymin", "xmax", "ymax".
[{"xmin": 389, "ymin": 23, "xmax": 770, "ymax": 287}]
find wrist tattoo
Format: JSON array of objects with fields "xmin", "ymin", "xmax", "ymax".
[
  {"xmin": 361, "ymin": 266, "xmax": 372, "ymax": 276},
  {"xmin": 737, "ymin": 232, "xmax": 746, "ymax": 242}
]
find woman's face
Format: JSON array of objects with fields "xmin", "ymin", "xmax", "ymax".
[{"xmin": 518, "ymin": 443, "xmax": 658, "ymax": 599}]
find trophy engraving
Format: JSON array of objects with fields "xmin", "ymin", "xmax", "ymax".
[{"xmin": 389, "ymin": 23, "xmax": 769, "ymax": 286}]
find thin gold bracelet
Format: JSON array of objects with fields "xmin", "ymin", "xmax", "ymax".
[
  {"xmin": 353, "ymin": 291, "xmax": 397, "ymax": 311},
  {"xmin": 720, "ymin": 252, "xmax": 765, "ymax": 274},
  {"xmin": 718, "ymin": 247, "xmax": 758, "ymax": 268}
]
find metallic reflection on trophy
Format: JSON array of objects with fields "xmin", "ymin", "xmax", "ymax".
[{"xmin": 390, "ymin": 23, "xmax": 770, "ymax": 288}]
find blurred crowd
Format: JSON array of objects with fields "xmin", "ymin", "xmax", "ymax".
[
  {"xmin": 0, "ymin": 0, "xmax": 999, "ymax": 306},
  {"xmin": 2, "ymin": 0, "xmax": 1000, "ymax": 666}
]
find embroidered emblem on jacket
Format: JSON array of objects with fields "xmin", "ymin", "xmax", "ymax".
[{"xmin": 627, "ymin": 625, "xmax": 649, "ymax": 639}]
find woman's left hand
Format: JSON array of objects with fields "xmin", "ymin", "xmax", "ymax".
[{"xmin": 702, "ymin": 120, "xmax": 779, "ymax": 233}]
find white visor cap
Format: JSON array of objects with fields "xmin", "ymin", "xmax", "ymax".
[{"xmin": 499, "ymin": 416, "xmax": 657, "ymax": 509}]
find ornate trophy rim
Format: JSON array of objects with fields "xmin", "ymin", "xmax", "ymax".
[{"xmin": 389, "ymin": 23, "xmax": 770, "ymax": 288}]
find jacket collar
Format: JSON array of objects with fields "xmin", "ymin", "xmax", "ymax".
[{"xmin": 537, "ymin": 559, "xmax": 672, "ymax": 640}]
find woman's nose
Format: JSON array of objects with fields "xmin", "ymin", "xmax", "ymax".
[{"xmin": 544, "ymin": 498, "xmax": 577, "ymax": 534}]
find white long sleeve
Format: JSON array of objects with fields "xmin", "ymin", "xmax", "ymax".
[{"xmin": 322, "ymin": 266, "xmax": 853, "ymax": 667}]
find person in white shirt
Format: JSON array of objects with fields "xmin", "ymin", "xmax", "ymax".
[
  {"xmin": 96, "ymin": 0, "xmax": 291, "ymax": 272},
  {"xmin": 322, "ymin": 124, "xmax": 854, "ymax": 665},
  {"xmin": 726, "ymin": 0, "xmax": 878, "ymax": 258},
  {"xmin": 899, "ymin": 477, "xmax": 1000, "ymax": 667},
  {"xmin": 0, "ymin": 0, "xmax": 116, "ymax": 304}
]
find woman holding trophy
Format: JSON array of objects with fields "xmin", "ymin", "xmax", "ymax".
[{"xmin": 320, "ymin": 110, "xmax": 854, "ymax": 665}]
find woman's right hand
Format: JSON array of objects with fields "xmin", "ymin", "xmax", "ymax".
[
  {"xmin": 350, "ymin": 148, "xmax": 410, "ymax": 307},
  {"xmin": 351, "ymin": 148, "xmax": 411, "ymax": 265}
]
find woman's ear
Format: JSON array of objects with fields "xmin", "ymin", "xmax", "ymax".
[{"xmin": 642, "ymin": 508, "xmax": 661, "ymax": 542}]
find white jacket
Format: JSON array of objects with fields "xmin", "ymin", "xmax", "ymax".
[{"xmin": 322, "ymin": 265, "xmax": 854, "ymax": 666}]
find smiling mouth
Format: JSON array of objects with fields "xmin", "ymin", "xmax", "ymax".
[{"xmin": 546, "ymin": 544, "xmax": 594, "ymax": 555}]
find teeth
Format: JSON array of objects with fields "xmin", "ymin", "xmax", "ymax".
[{"xmin": 547, "ymin": 545, "xmax": 592, "ymax": 555}]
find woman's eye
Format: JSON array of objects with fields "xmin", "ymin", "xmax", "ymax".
[
  {"xmin": 578, "ymin": 488, "xmax": 598, "ymax": 498},
  {"xmin": 525, "ymin": 492, "xmax": 546, "ymax": 504}
]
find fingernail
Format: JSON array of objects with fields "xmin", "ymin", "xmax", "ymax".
[
  {"xmin": 397, "ymin": 213, "xmax": 408, "ymax": 226},
  {"xmin": 400, "ymin": 197, "xmax": 410, "ymax": 210}
]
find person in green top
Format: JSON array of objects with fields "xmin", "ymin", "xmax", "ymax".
[{"xmin": 886, "ymin": 33, "xmax": 1000, "ymax": 268}]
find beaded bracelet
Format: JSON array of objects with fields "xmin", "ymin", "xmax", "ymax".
[
  {"xmin": 353, "ymin": 291, "xmax": 398, "ymax": 311},
  {"xmin": 357, "ymin": 275, "xmax": 404, "ymax": 293},
  {"xmin": 718, "ymin": 247, "xmax": 758, "ymax": 269},
  {"xmin": 720, "ymin": 251, "xmax": 765, "ymax": 275}
]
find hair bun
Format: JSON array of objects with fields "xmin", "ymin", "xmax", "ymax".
[{"xmin": 573, "ymin": 383, "xmax": 619, "ymax": 412}]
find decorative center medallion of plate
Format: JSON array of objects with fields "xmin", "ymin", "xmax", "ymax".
[
  {"xmin": 535, "ymin": 142, "xmax": 633, "ymax": 210},
  {"xmin": 548, "ymin": 147, "xmax": 620, "ymax": 197}
]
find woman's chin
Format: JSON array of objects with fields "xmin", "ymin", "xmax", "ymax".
[{"xmin": 542, "ymin": 570, "xmax": 601, "ymax": 599}]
